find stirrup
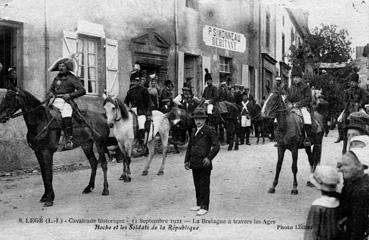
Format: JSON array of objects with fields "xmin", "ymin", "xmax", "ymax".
[
  {"xmin": 64, "ymin": 138, "xmax": 74, "ymax": 150},
  {"xmin": 303, "ymin": 138, "xmax": 311, "ymax": 147}
]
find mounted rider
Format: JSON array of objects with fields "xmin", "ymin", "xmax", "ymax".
[
  {"xmin": 160, "ymin": 80, "xmax": 174, "ymax": 110},
  {"xmin": 202, "ymin": 75, "xmax": 219, "ymax": 115},
  {"xmin": 286, "ymin": 65, "xmax": 313, "ymax": 146},
  {"xmin": 124, "ymin": 69, "xmax": 153, "ymax": 152},
  {"xmin": 48, "ymin": 57, "xmax": 86, "ymax": 150},
  {"xmin": 335, "ymin": 73, "xmax": 369, "ymax": 143}
]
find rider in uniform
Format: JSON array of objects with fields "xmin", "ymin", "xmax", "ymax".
[
  {"xmin": 124, "ymin": 70, "xmax": 153, "ymax": 152},
  {"xmin": 202, "ymin": 76, "xmax": 219, "ymax": 115},
  {"xmin": 336, "ymin": 73, "xmax": 368, "ymax": 143},
  {"xmin": 48, "ymin": 57, "xmax": 86, "ymax": 150},
  {"xmin": 286, "ymin": 65, "xmax": 313, "ymax": 146}
]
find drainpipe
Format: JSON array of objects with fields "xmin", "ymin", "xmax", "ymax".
[
  {"xmin": 44, "ymin": 0, "xmax": 49, "ymax": 98},
  {"xmin": 258, "ymin": 0, "xmax": 262, "ymax": 104},
  {"xmin": 174, "ymin": 0, "xmax": 179, "ymax": 95}
]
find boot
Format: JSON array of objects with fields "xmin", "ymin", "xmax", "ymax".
[
  {"xmin": 137, "ymin": 129, "xmax": 145, "ymax": 153},
  {"xmin": 62, "ymin": 117, "xmax": 74, "ymax": 150},
  {"xmin": 303, "ymin": 124, "xmax": 312, "ymax": 147},
  {"xmin": 334, "ymin": 123, "xmax": 343, "ymax": 143}
]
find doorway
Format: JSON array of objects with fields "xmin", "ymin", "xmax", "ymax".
[
  {"xmin": 184, "ymin": 54, "xmax": 200, "ymax": 97},
  {"xmin": 0, "ymin": 24, "xmax": 19, "ymax": 89}
]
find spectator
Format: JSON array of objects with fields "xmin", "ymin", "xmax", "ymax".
[
  {"xmin": 304, "ymin": 165, "xmax": 340, "ymax": 240},
  {"xmin": 338, "ymin": 147, "xmax": 369, "ymax": 240}
]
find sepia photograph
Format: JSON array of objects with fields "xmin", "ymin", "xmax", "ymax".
[{"xmin": 0, "ymin": 0, "xmax": 369, "ymax": 239}]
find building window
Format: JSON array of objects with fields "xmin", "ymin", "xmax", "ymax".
[
  {"xmin": 77, "ymin": 38, "xmax": 98, "ymax": 94},
  {"xmin": 266, "ymin": 12, "xmax": 270, "ymax": 49},
  {"xmin": 291, "ymin": 28, "xmax": 295, "ymax": 46},
  {"xmin": 219, "ymin": 56, "xmax": 232, "ymax": 84},
  {"xmin": 186, "ymin": 0, "xmax": 198, "ymax": 10},
  {"xmin": 282, "ymin": 33, "xmax": 285, "ymax": 60}
]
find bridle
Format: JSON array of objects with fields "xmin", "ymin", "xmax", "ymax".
[{"xmin": 113, "ymin": 99, "xmax": 122, "ymax": 122}]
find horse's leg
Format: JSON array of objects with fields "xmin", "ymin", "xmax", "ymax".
[
  {"xmin": 312, "ymin": 135, "xmax": 323, "ymax": 171},
  {"xmin": 291, "ymin": 147, "xmax": 299, "ymax": 195},
  {"xmin": 157, "ymin": 128, "xmax": 169, "ymax": 175},
  {"xmin": 142, "ymin": 140, "xmax": 155, "ymax": 176},
  {"xmin": 36, "ymin": 151, "xmax": 48, "ymax": 203},
  {"xmin": 116, "ymin": 140, "xmax": 128, "ymax": 181},
  {"xmin": 81, "ymin": 141, "xmax": 98, "ymax": 194},
  {"xmin": 95, "ymin": 141, "xmax": 109, "ymax": 195},
  {"xmin": 268, "ymin": 146, "xmax": 286, "ymax": 194},
  {"xmin": 234, "ymin": 122, "xmax": 239, "ymax": 151},
  {"xmin": 342, "ymin": 133, "xmax": 348, "ymax": 154},
  {"xmin": 125, "ymin": 141, "xmax": 133, "ymax": 182},
  {"xmin": 35, "ymin": 149, "xmax": 55, "ymax": 207},
  {"xmin": 261, "ymin": 121, "xmax": 265, "ymax": 143},
  {"xmin": 255, "ymin": 124, "xmax": 260, "ymax": 144},
  {"xmin": 304, "ymin": 146, "xmax": 315, "ymax": 188},
  {"xmin": 227, "ymin": 122, "xmax": 235, "ymax": 151}
]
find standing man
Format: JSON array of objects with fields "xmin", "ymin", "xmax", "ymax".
[
  {"xmin": 48, "ymin": 57, "xmax": 86, "ymax": 150},
  {"xmin": 124, "ymin": 70, "xmax": 153, "ymax": 153},
  {"xmin": 204, "ymin": 68, "xmax": 212, "ymax": 83},
  {"xmin": 239, "ymin": 92, "xmax": 252, "ymax": 145},
  {"xmin": 338, "ymin": 147, "xmax": 369, "ymax": 240},
  {"xmin": 7, "ymin": 67, "xmax": 17, "ymax": 89},
  {"xmin": 286, "ymin": 65, "xmax": 313, "ymax": 146},
  {"xmin": 185, "ymin": 108, "xmax": 220, "ymax": 216},
  {"xmin": 160, "ymin": 80, "xmax": 174, "ymax": 110},
  {"xmin": 203, "ymin": 76, "xmax": 219, "ymax": 115}
]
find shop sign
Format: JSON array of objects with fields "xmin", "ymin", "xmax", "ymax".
[{"xmin": 203, "ymin": 25, "xmax": 246, "ymax": 53}]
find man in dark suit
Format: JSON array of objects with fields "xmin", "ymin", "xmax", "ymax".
[{"xmin": 185, "ymin": 109, "xmax": 220, "ymax": 216}]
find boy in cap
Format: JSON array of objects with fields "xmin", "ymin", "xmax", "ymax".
[
  {"xmin": 185, "ymin": 108, "xmax": 220, "ymax": 216},
  {"xmin": 304, "ymin": 165, "xmax": 340, "ymax": 240},
  {"xmin": 48, "ymin": 57, "xmax": 86, "ymax": 150}
]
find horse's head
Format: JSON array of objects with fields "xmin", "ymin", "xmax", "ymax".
[
  {"xmin": 0, "ymin": 89, "xmax": 22, "ymax": 123},
  {"xmin": 166, "ymin": 106, "xmax": 186, "ymax": 125},
  {"xmin": 103, "ymin": 96, "xmax": 129, "ymax": 128},
  {"xmin": 261, "ymin": 92, "xmax": 285, "ymax": 119}
]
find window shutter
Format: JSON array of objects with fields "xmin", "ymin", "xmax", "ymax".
[
  {"xmin": 62, "ymin": 31, "xmax": 78, "ymax": 75},
  {"xmin": 63, "ymin": 31, "xmax": 77, "ymax": 57},
  {"xmin": 105, "ymin": 39, "xmax": 119, "ymax": 98}
]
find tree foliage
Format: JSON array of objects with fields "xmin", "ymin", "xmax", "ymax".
[{"xmin": 288, "ymin": 24, "xmax": 355, "ymax": 115}]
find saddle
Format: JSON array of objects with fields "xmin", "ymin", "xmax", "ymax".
[
  {"xmin": 290, "ymin": 108, "xmax": 322, "ymax": 136},
  {"xmin": 47, "ymin": 105, "xmax": 86, "ymax": 130}
]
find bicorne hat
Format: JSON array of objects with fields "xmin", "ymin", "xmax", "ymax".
[{"xmin": 48, "ymin": 57, "xmax": 77, "ymax": 74}]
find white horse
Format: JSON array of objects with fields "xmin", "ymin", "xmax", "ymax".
[{"xmin": 103, "ymin": 96, "xmax": 170, "ymax": 181}]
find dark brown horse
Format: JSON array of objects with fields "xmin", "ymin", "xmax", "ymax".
[
  {"xmin": 0, "ymin": 88, "xmax": 121, "ymax": 207},
  {"xmin": 196, "ymin": 101, "xmax": 240, "ymax": 151},
  {"xmin": 261, "ymin": 91, "xmax": 325, "ymax": 195}
]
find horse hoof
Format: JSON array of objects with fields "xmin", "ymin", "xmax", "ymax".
[
  {"xmin": 142, "ymin": 170, "xmax": 148, "ymax": 176},
  {"xmin": 306, "ymin": 181, "xmax": 315, "ymax": 188},
  {"xmin": 235, "ymin": 147, "xmax": 239, "ymax": 151},
  {"xmin": 40, "ymin": 195, "xmax": 47, "ymax": 203},
  {"xmin": 267, "ymin": 188, "xmax": 275, "ymax": 194},
  {"xmin": 157, "ymin": 170, "xmax": 164, "ymax": 176},
  {"xmin": 127, "ymin": 177, "xmax": 131, "ymax": 182},
  {"xmin": 43, "ymin": 201, "xmax": 53, "ymax": 207},
  {"xmin": 119, "ymin": 175, "xmax": 126, "ymax": 181},
  {"xmin": 82, "ymin": 187, "xmax": 93, "ymax": 194},
  {"xmin": 227, "ymin": 147, "xmax": 232, "ymax": 151},
  {"xmin": 102, "ymin": 189, "xmax": 109, "ymax": 196},
  {"xmin": 291, "ymin": 189, "xmax": 299, "ymax": 195}
]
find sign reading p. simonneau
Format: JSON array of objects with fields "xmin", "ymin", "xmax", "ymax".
[{"xmin": 203, "ymin": 25, "xmax": 246, "ymax": 53}]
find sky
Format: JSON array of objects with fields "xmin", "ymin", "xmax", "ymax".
[{"xmin": 271, "ymin": 0, "xmax": 369, "ymax": 48}]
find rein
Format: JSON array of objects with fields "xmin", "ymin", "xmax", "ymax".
[{"xmin": 11, "ymin": 98, "xmax": 50, "ymax": 118}]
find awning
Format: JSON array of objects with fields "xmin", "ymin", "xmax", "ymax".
[{"xmin": 77, "ymin": 20, "xmax": 105, "ymax": 38}]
